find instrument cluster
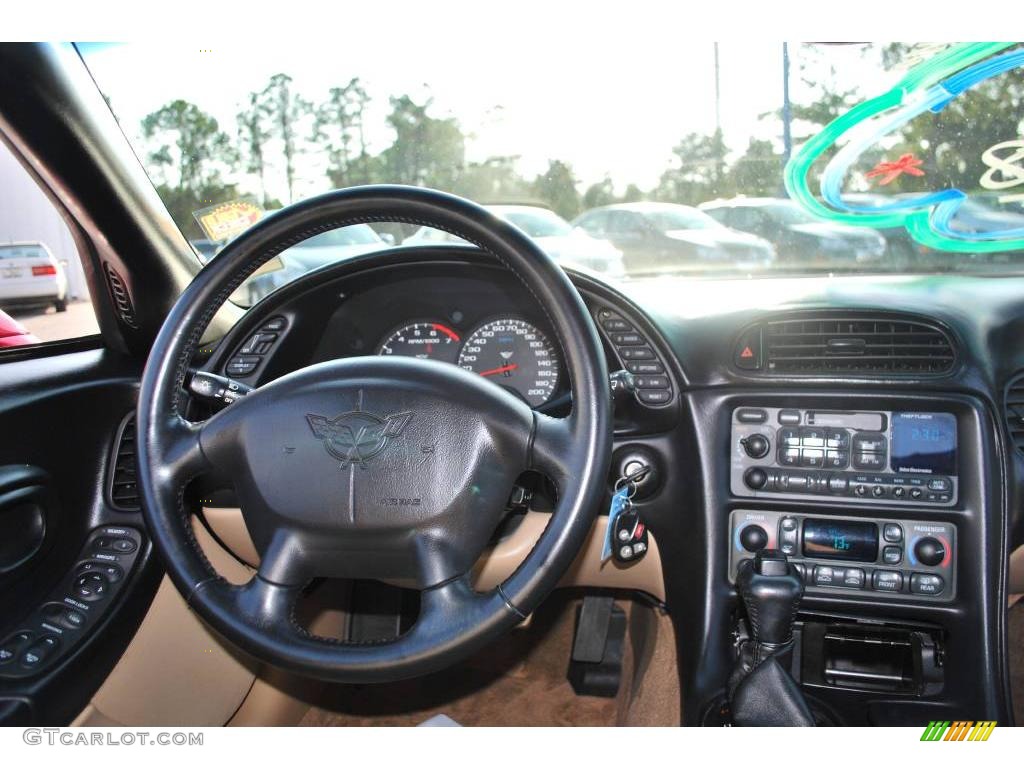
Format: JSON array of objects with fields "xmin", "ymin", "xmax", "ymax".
[{"xmin": 377, "ymin": 317, "xmax": 560, "ymax": 407}]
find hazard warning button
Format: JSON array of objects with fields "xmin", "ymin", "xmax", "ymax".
[{"xmin": 734, "ymin": 327, "xmax": 762, "ymax": 371}]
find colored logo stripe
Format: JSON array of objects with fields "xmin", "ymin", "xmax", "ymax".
[{"xmin": 920, "ymin": 720, "xmax": 996, "ymax": 741}]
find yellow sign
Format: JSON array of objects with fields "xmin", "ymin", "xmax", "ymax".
[{"xmin": 194, "ymin": 199, "xmax": 263, "ymax": 243}]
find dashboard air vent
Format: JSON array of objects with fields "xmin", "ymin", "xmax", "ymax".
[
  {"xmin": 760, "ymin": 314, "xmax": 955, "ymax": 375},
  {"xmin": 1004, "ymin": 374, "xmax": 1024, "ymax": 454},
  {"xmin": 108, "ymin": 413, "xmax": 140, "ymax": 511},
  {"xmin": 104, "ymin": 262, "xmax": 139, "ymax": 329}
]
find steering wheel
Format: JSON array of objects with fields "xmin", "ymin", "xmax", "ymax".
[{"xmin": 136, "ymin": 186, "xmax": 612, "ymax": 682}]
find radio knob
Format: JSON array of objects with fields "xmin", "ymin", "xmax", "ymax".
[
  {"xmin": 743, "ymin": 467, "xmax": 769, "ymax": 490},
  {"xmin": 741, "ymin": 434, "xmax": 771, "ymax": 459},
  {"xmin": 739, "ymin": 525, "xmax": 769, "ymax": 553},
  {"xmin": 914, "ymin": 537, "xmax": 946, "ymax": 567}
]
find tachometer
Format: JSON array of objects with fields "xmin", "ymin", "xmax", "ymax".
[
  {"xmin": 377, "ymin": 321, "xmax": 462, "ymax": 364},
  {"xmin": 457, "ymin": 318, "xmax": 560, "ymax": 406}
]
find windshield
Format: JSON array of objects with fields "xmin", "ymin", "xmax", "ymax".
[
  {"xmin": 79, "ymin": 41, "xmax": 1024, "ymax": 297},
  {"xmin": 300, "ymin": 226, "xmax": 381, "ymax": 247}
]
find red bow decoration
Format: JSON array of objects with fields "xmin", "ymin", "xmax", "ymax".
[{"xmin": 866, "ymin": 153, "xmax": 926, "ymax": 185}]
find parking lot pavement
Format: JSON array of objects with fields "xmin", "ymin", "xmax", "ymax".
[{"xmin": 5, "ymin": 299, "xmax": 99, "ymax": 342}]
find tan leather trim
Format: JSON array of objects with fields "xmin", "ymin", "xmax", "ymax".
[
  {"xmin": 72, "ymin": 522, "xmax": 257, "ymax": 726},
  {"xmin": 1010, "ymin": 544, "xmax": 1024, "ymax": 596},
  {"xmin": 203, "ymin": 506, "xmax": 666, "ymax": 602}
]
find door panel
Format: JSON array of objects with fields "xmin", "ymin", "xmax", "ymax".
[{"xmin": 0, "ymin": 347, "xmax": 160, "ymax": 725}]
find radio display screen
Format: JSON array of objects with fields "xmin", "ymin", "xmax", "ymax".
[
  {"xmin": 802, "ymin": 519, "xmax": 879, "ymax": 562},
  {"xmin": 890, "ymin": 412, "xmax": 957, "ymax": 475}
]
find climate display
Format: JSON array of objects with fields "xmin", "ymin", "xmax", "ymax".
[{"xmin": 802, "ymin": 518, "xmax": 879, "ymax": 562}]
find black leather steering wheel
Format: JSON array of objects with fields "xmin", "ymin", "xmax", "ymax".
[{"xmin": 136, "ymin": 186, "xmax": 612, "ymax": 682}]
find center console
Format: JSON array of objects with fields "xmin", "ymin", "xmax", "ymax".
[{"xmin": 702, "ymin": 395, "xmax": 1007, "ymax": 725}]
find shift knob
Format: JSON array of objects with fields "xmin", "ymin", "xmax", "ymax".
[{"xmin": 736, "ymin": 549, "xmax": 803, "ymax": 646}]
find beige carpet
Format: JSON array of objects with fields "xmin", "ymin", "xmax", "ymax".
[
  {"xmin": 1010, "ymin": 599, "xmax": 1024, "ymax": 722},
  {"xmin": 300, "ymin": 595, "xmax": 678, "ymax": 727}
]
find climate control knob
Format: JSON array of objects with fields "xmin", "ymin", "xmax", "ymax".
[
  {"xmin": 741, "ymin": 434, "xmax": 771, "ymax": 459},
  {"xmin": 743, "ymin": 467, "xmax": 769, "ymax": 490},
  {"xmin": 914, "ymin": 537, "xmax": 946, "ymax": 567},
  {"xmin": 739, "ymin": 525, "xmax": 769, "ymax": 553}
]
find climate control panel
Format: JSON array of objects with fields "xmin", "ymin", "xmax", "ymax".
[
  {"xmin": 730, "ymin": 407, "xmax": 958, "ymax": 507},
  {"xmin": 728, "ymin": 509, "xmax": 956, "ymax": 602}
]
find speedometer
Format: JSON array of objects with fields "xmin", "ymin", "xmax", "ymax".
[
  {"xmin": 377, "ymin": 321, "xmax": 462, "ymax": 364},
  {"xmin": 457, "ymin": 318, "xmax": 560, "ymax": 407}
]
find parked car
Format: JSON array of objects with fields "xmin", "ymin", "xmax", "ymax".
[
  {"xmin": 0, "ymin": 241, "xmax": 68, "ymax": 312},
  {"xmin": 572, "ymin": 202, "xmax": 774, "ymax": 275},
  {"xmin": 404, "ymin": 204, "xmax": 626, "ymax": 277},
  {"xmin": 0, "ymin": 307, "xmax": 40, "ymax": 347},
  {"xmin": 244, "ymin": 224, "xmax": 394, "ymax": 303},
  {"xmin": 840, "ymin": 193, "xmax": 935, "ymax": 267},
  {"xmin": 700, "ymin": 197, "xmax": 886, "ymax": 266}
]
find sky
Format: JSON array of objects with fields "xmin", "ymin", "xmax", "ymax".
[{"xmin": 78, "ymin": 37, "xmax": 899, "ymax": 206}]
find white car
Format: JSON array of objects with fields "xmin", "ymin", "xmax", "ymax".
[
  {"xmin": 404, "ymin": 205, "xmax": 626, "ymax": 278},
  {"xmin": 0, "ymin": 241, "xmax": 68, "ymax": 312}
]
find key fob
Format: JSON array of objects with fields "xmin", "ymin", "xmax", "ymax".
[{"xmin": 612, "ymin": 510, "xmax": 649, "ymax": 563}]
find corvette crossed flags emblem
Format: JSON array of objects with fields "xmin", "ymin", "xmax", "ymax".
[{"xmin": 306, "ymin": 410, "xmax": 413, "ymax": 468}]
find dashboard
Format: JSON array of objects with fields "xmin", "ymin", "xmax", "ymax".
[{"xmin": 193, "ymin": 246, "xmax": 1022, "ymax": 728}]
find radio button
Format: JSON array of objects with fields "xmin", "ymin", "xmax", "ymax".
[
  {"xmin": 828, "ymin": 476, "xmax": 849, "ymax": 493},
  {"xmin": 736, "ymin": 408, "xmax": 768, "ymax": 424},
  {"xmin": 743, "ymin": 467, "xmax": 769, "ymax": 490},
  {"xmin": 786, "ymin": 475, "xmax": 809, "ymax": 490},
  {"xmin": 825, "ymin": 429, "xmax": 850, "ymax": 449},
  {"xmin": 853, "ymin": 452, "xmax": 886, "ymax": 470},
  {"xmin": 882, "ymin": 545, "xmax": 903, "ymax": 565},
  {"xmin": 825, "ymin": 450, "xmax": 849, "ymax": 468},
  {"xmin": 852, "ymin": 433, "xmax": 887, "ymax": 453},
  {"xmin": 892, "ymin": 487, "xmax": 906, "ymax": 499},
  {"xmin": 779, "ymin": 428, "xmax": 801, "ymax": 446},
  {"xmin": 842, "ymin": 568, "xmax": 865, "ymax": 589},
  {"xmin": 909, "ymin": 488, "xmax": 924, "ymax": 500},
  {"xmin": 855, "ymin": 484, "xmax": 868, "ymax": 497},
  {"xmin": 927, "ymin": 477, "xmax": 951, "ymax": 492},
  {"xmin": 883, "ymin": 524, "xmax": 903, "ymax": 543},
  {"xmin": 778, "ymin": 447, "xmax": 799, "ymax": 466},
  {"xmin": 910, "ymin": 573, "xmax": 945, "ymax": 596},
  {"xmin": 871, "ymin": 570, "xmax": 903, "ymax": 592},
  {"xmin": 778, "ymin": 409, "xmax": 801, "ymax": 425},
  {"xmin": 800, "ymin": 449, "xmax": 824, "ymax": 468},
  {"xmin": 800, "ymin": 428, "xmax": 825, "ymax": 447},
  {"xmin": 871, "ymin": 485, "xmax": 886, "ymax": 498}
]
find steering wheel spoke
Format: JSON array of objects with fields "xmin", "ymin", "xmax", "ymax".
[{"xmin": 530, "ymin": 412, "xmax": 579, "ymax": 484}]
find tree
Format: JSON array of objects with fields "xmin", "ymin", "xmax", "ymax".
[
  {"xmin": 453, "ymin": 156, "xmax": 527, "ymax": 201},
  {"xmin": 655, "ymin": 130, "xmax": 730, "ymax": 204},
  {"xmin": 532, "ymin": 160, "xmax": 581, "ymax": 220},
  {"xmin": 582, "ymin": 177, "xmax": 617, "ymax": 209},
  {"xmin": 261, "ymin": 73, "xmax": 312, "ymax": 203},
  {"xmin": 140, "ymin": 100, "xmax": 238, "ymax": 238},
  {"xmin": 141, "ymin": 100, "xmax": 236, "ymax": 194},
  {"xmin": 728, "ymin": 138, "xmax": 782, "ymax": 197},
  {"xmin": 379, "ymin": 95, "xmax": 465, "ymax": 190},
  {"xmin": 236, "ymin": 92, "xmax": 271, "ymax": 206},
  {"xmin": 315, "ymin": 77, "xmax": 374, "ymax": 188}
]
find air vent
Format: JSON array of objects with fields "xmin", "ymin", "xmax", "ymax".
[
  {"xmin": 108, "ymin": 413, "xmax": 140, "ymax": 511},
  {"xmin": 1004, "ymin": 374, "xmax": 1024, "ymax": 453},
  {"xmin": 759, "ymin": 314, "xmax": 955, "ymax": 375},
  {"xmin": 104, "ymin": 262, "xmax": 138, "ymax": 329}
]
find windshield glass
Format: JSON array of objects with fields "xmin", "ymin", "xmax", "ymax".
[{"xmin": 79, "ymin": 41, "xmax": 1024, "ymax": 298}]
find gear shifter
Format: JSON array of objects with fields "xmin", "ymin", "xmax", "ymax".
[{"xmin": 729, "ymin": 549, "xmax": 814, "ymax": 726}]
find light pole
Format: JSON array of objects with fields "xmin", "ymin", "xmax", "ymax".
[{"xmin": 781, "ymin": 42, "xmax": 793, "ymax": 195}]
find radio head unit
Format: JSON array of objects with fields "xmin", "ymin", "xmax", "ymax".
[{"xmin": 730, "ymin": 407, "xmax": 958, "ymax": 507}]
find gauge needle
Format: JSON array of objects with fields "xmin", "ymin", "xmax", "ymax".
[{"xmin": 478, "ymin": 363, "xmax": 518, "ymax": 377}]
